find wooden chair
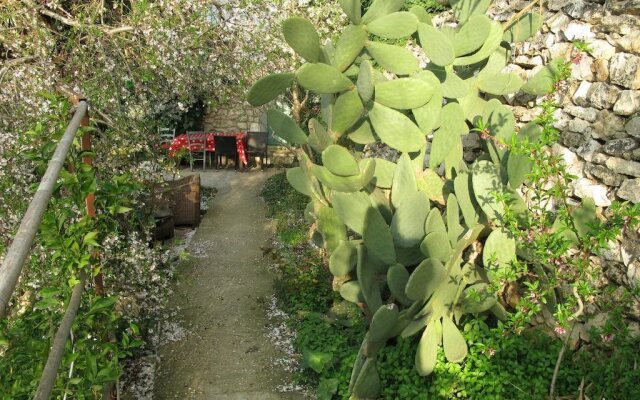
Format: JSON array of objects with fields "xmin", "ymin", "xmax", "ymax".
[
  {"xmin": 246, "ymin": 131, "xmax": 268, "ymax": 170},
  {"xmin": 158, "ymin": 127, "xmax": 175, "ymax": 149},
  {"xmin": 186, "ymin": 131, "xmax": 207, "ymax": 171},
  {"xmin": 215, "ymin": 135, "xmax": 239, "ymax": 170}
]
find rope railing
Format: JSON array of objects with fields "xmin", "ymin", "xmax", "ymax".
[{"xmin": 0, "ymin": 97, "xmax": 103, "ymax": 399}]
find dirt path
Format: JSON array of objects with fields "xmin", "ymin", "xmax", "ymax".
[{"xmin": 154, "ymin": 169, "xmax": 303, "ymax": 400}]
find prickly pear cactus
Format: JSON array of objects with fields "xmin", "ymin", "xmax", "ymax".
[{"xmin": 248, "ymin": 1, "xmax": 558, "ymax": 398}]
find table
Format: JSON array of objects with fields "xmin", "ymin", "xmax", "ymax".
[{"xmin": 169, "ymin": 132, "xmax": 248, "ymax": 167}]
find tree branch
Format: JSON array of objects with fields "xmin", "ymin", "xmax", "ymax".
[{"xmin": 38, "ymin": 8, "xmax": 134, "ymax": 35}]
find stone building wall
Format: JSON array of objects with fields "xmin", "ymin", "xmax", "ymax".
[
  {"xmin": 202, "ymin": 100, "xmax": 267, "ymax": 133},
  {"xmin": 481, "ymin": 0, "xmax": 640, "ymax": 314}
]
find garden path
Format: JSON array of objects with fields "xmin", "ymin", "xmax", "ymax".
[{"xmin": 154, "ymin": 169, "xmax": 303, "ymax": 399}]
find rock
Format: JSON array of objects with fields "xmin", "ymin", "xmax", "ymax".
[
  {"xmin": 548, "ymin": 0, "xmax": 571, "ymax": 11},
  {"xmin": 568, "ymin": 117, "xmax": 592, "ymax": 133},
  {"xmin": 618, "ymin": 179, "xmax": 640, "ymax": 202},
  {"xmin": 602, "ymin": 240, "xmax": 622, "ymax": 262},
  {"xmin": 587, "ymin": 82, "xmax": 621, "ymax": 109},
  {"xmin": 549, "ymin": 42, "xmax": 574, "ymax": 59},
  {"xmin": 564, "ymin": 1, "xmax": 604, "ymax": 19},
  {"xmin": 572, "ymin": 81, "xmax": 592, "ymax": 107},
  {"xmin": 562, "ymin": 131, "xmax": 588, "ymax": 148},
  {"xmin": 606, "ymin": 0, "xmax": 640, "ymax": 16},
  {"xmin": 554, "ymin": 143, "xmax": 585, "ymax": 177},
  {"xmin": 592, "ymin": 110, "xmax": 627, "ymax": 139},
  {"xmin": 613, "ymin": 90, "xmax": 640, "ymax": 116},
  {"xmin": 626, "ymin": 116, "xmax": 640, "ymax": 137},
  {"xmin": 603, "ymin": 138, "xmax": 639, "ymax": 156},
  {"xmin": 606, "ymin": 156, "xmax": 640, "ymax": 176},
  {"xmin": 576, "ymin": 139, "xmax": 603, "ymax": 162},
  {"xmin": 571, "ymin": 177, "xmax": 611, "ymax": 206},
  {"xmin": 631, "ymin": 148, "xmax": 640, "ymax": 161},
  {"xmin": 547, "ymin": 12, "xmax": 571, "ymax": 33},
  {"xmin": 609, "ymin": 53, "xmax": 640, "ymax": 90},
  {"xmin": 572, "ymin": 56, "xmax": 594, "ymax": 81},
  {"xmin": 553, "ymin": 109, "xmax": 571, "ymax": 130},
  {"xmin": 592, "ymin": 58, "xmax": 609, "ymax": 82},
  {"xmin": 585, "ymin": 163, "xmax": 625, "ymax": 186},
  {"xmin": 562, "ymin": 21, "xmax": 595, "ymax": 41},
  {"xmin": 565, "ymin": 104, "xmax": 598, "ymax": 121},
  {"xmin": 592, "ymin": 152, "xmax": 610, "ymax": 164},
  {"xmin": 622, "ymin": 237, "xmax": 640, "ymax": 266},
  {"xmin": 611, "ymin": 31, "xmax": 640, "ymax": 54},
  {"xmin": 587, "ymin": 39, "xmax": 616, "ymax": 60},
  {"xmin": 601, "ymin": 14, "xmax": 640, "ymax": 35}
]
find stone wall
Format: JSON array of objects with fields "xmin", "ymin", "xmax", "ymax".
[
  {"xmin": 202, "ymin": 100, "xmax": 267, "ymax": 133},
  {"xmin": 482, "ymin": 0, "xmax": 640, "ymax": 316}
]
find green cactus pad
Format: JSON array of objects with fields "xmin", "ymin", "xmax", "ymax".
[
  {"xmin": 440, "ymin": 102, "xmax": 468, "ymax": 135},
  {"xmin": 391, "ymin": 190, "xmax": 430, "ymax": 248},
  {"xmin": 446, "ymin": 194, "xmax": 465, "ymax": 246},
  {"xmin": 351, "ymin": 358, "xmax": 381, "ymax": 398},
  {"xmin": 453, "ymin": 171, "xmax": 481, "ymax": 228},
  {"xmin": 420, "ymin": 231, "xmax": 452, "ymax": 262},
  {"xmin": 427, "ymin": 260, "xmax": 462, "ymax": 319},
  {"xmin": 357, "ymin": 244, "xmax": 384, "ymax": 312},
  {"xmin": 369, "ymin": 188, "xmax": 393, "ymax": 223},
  {"xmin": 425, "ymin": 207, "xmax": 447, "ymax": 234},
  {"xmin": 369, "ymin": 103, "xmax": 425, "ymax": 153},
  {"xmin": 458, "ymin": 85, "xmax": 487, "ymax": 122},
  {"xmin": 296, "ymin": 63, "xmax": 354, "ymax": 94},
  {"xmin": 375, "ymin": 78, "xmax": 433, "ymax": 109},
  {"xmin": 267, "ymin": 109, "xmax": 308, "ymax": 145},
  {"xmin": 453, "ymin": 15, "xmax": 491, "ymax": 56},
  {"xmin": 387, "ymin": 264, "xmax": 412, "ymax": 305},
  {"xmin": 348, "ymin": 119, "xmax": 377, "ymax": 144},
  {"xmin": 391, "ymin": 153, "xmax": 418, "ymax": 208},
  {"xmin": 443, "ymin": 133, "xmax": 464, "ymax": 179},
  {"xmin": 478, "ymin": 72, "xmax": 524, "ymax": 95},
  {"xmin": 322, "ymin": 144, "xmax": 360, "ymax": 177},
  {"xmin": 369, "ymin": 304, "xmax": 400, "ymax": 342},
  {"xmin": 368, "ymin": 11, "xmax": 419, "ymax": 39},
  {"xmin": 461, "ymin": 283, "xmax": 497, "ymax": 313},
  {"xmin": 339, "ymin": 0, "xmax": 361, "ymax": 25},
  {"xmin": 482, "ymin": 99, "xmax": 515, "ymax": 142},
  {"xmin": 412, "ymin": 70, "xmax": 443, "ymax": 134},
  {"xmin": 416, "ymin": 318, "xmax": 441, "ymax": 376},
  {"xmin": 451, "ymin": 0, "xmax": 491, "ymax": 24},
  {"xmin": 360, "ymin": 157, "xmax": 377, "ymax": 187},
  {"xmin": 395, "ymin": 245, "xmax": 426, "ymax": 267},
  {"xmin": 503, "ymin": 12, "xmax": 543, "ymax": 43},
  {"xmin": 329, "ymin": 240, "xmax": 358, "ymax": 276},
  {"xmin": 282, "ymin": 17, "xmax": 322, "ymax": 62},
  {"xmin": 453, "ymin": 21, "xmax": 502, "ymax": 66},
  {"xmin": 331, "ymin": 89, "xmax": 364, "ymax": 136},
  {"xmin": 247, "ymin": 72, "xmax": 295, "ymax": 106},
  {"xmin": 308, "ymin": 118, "xmax": 333, "ymax": 153},
  {"xmin": 363, "ymin": 207, "xmax": 397, "ymax": 265},
  {"xmin": 418, "ymin": 168, "xmax": 445, "ymax": 204},
  {"xmin": 429, "ymin": 126, "xmax": 459, "ymax": 170},
  {"xmin": 357, "ymin": 60, "xmax": 375, "ymax": 103},
  {"xmin": 406, "ymin": 258, "xmax": 447, "ymax": 302},
  {"xmin": 506, "ymin": 150, "xmax": 532, "ymax": 188},
  {"xmin": 286, "ymin": 167, "xmax": 312, "ymax": 196},
  {"xmin": 482, "ymin": 228, "xmax": 516, "ymax": 275},
  {"xmin": 521, "ymin": 58, "xmax": 565, "ymax": 95},
  {"xmin": 366, "ymin": 42, "xmax": 421, "ymax": 75},
  {"xmin": 311, "ymin": 165, "xmax": 363, "ymax": 192},
  {"xmin": 471, "ymin": 160, "xmax": 506, "ymax": 223},
  {"xmin": 441, "ymin": 67, "xmax": 470, "ymax": 99},
  {"xmin": 442, "ymin": 316, "xmax": 468, "ymax": 362},
  {"xmin": 332, "ymin": 191, "xmax": 372, "ymax": 235},
  {"xmin": 371, "ymin": 158, "xmax": 396, "ymax": 188},
  {"xmin": 418, "ymin": 23, "xmax": 455, "ymax": 67},
  {"xmin": 409, "ymin": 5, "xmax": 432, "ymax": 24},
  {"xmin": 340, "ymin": 280, "xmax": 365, "ymax": 303},
  {"xmin": 361, "ymin": 0, "xmax": 405, "ymax": 24},
  {"xmin": 316, "ymin": 205, "xmax": 347, "ymax": 252},
  {"xmin": 334, "ymin": 25, "xmax": 368, "ymax": 72}
]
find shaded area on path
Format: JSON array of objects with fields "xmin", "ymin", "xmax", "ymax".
[{"xmin": 154, "ymin": 169, "xmax": 304, "ymax": 399}]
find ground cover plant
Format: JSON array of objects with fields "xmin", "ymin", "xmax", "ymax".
[{"xmin": 252, "ymin": 0, "xmax": 640, "ymax": 398}]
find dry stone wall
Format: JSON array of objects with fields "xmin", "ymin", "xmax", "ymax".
[
  {"xmin": 482, "ymin": 0, "xmax": 640, "ymax": 316},
  {"xmin": 202, "ymin": 100, "xmax": 266, "ymax": 133}
]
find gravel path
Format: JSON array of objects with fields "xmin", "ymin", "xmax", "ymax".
[{"xmin": 153, "ymin": 169, "xmax": 304, "ymax": 399}]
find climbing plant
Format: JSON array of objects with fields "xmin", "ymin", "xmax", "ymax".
[{"xmin": 249, "ymin": 0, "xmax": 637, "ymax": 398}]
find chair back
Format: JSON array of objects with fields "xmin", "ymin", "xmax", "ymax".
[
  {"xmin": 159, "ymin": 127, "xmax": 175, "ymax": 143},
  {"xmin": 186, "ymin": 131, "xmax": 206, "ymax": 150},
  {"xmin": 246, "ymin": 131, "xmax": 268, "ymax": 152},
  {"xmin": 215, "ymin": 135, "xmax": 237, "ymax": 156}
]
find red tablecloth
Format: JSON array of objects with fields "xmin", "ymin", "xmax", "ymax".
[{"xmin": 169, "ymin": 132, "xmax": 248, "ymax": 166}]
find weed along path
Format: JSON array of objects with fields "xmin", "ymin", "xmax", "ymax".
[{"xmin": 154, "ymin": 169, "xmax": 303, "ymax": 400}]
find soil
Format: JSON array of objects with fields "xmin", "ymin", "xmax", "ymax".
[{"xmin": 153, "ymin": 168, "xmax": 305, "ymax": 399}]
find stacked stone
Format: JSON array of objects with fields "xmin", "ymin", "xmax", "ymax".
[{"xmin": 202, "ymin": 100, "xmax": 266, "ymax": 133}]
